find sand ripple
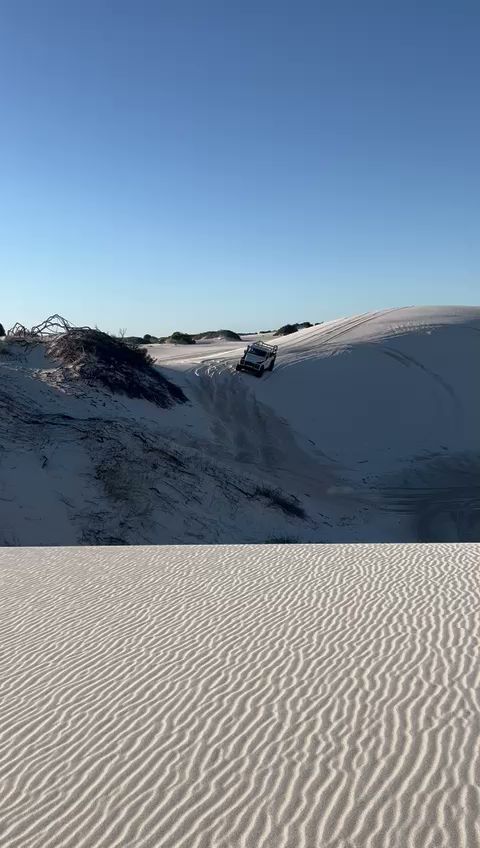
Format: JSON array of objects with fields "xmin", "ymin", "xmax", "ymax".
[{"xmin": 1, "ymin": 543, "xmax": 479, "ymax": 847}]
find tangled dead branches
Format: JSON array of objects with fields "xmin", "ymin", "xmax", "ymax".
[
  {"xmin": 8, "ymin": 314, "xmax": 90, "ymax": 339},
  {"xmin": 4, "ymin": 315, "xmax": 188, "ymax": 407}
]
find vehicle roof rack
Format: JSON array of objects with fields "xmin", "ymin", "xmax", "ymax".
[{"xmin": 246, "ymin": 340, "xmax": 278, "ymax": 353}]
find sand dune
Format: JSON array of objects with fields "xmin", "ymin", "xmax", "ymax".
[
  {"xmin": 1, "ymin": 305, "xmax": 479, "ymax": 545},
  {"xmin": 152, "ymin": 305, "xmax": 480, "ymax": 471},
  {"xmin": 1, "ymin": 542, "xmax": 479, "ymax": 846}
]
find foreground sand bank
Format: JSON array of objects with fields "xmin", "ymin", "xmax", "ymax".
[{"xmin": 1, "ymin": 543, "xmax": 479, "ymax": 847}]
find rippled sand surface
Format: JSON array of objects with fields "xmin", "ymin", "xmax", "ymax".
[{"xmin": 1, "ymin": 543, "xmax": 479, "ymax": 847}]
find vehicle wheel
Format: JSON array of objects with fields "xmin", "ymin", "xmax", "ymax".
[{"xmin": 235, "ymin": 364, "xmax": 241, "ymax": 371}]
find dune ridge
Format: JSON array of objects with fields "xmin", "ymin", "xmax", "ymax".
[{"xmin": 1, "ymin": 542, "xmax": 479, "ymax": 847}]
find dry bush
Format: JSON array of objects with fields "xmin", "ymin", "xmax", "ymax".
[
  {"xmin": 8, "ymin": 314, "xmax": 79, "ymax": 338},
  {"xmin": 48, "ymin": 328, "xmax": 187, "ymax": 407}
]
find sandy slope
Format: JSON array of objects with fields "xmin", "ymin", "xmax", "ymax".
[
  {"xmin": 1, "ymin": 306, "xmax": 479, "ymax": 545},
  {"xmin": 1, "ymin": 542, "xmax": 479, "ymax": 847},
  {"xmin": 151, "ymin": 305, "xmax": 480, "ymax": 469},
  {"xmin": 152, "ymin": 305, "xmax": 480, "ymax": 542}
]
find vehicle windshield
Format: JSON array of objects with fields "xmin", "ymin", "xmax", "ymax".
[{"xmin": 249, "ymin": 347, "xmax": 267, "ymax": 357}]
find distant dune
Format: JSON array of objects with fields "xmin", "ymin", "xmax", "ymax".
[
  {"xmin": 192, "ymin": 329, "xmax": 242, "ymax": 341},
  {"xmin": 1, "ymin": 542, "xmax": 478, "ymax": 847}
]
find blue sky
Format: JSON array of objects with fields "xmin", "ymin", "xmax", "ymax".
[{"xmin": 1, "ymin": 0, "xmax": 479, "ymax": 335}]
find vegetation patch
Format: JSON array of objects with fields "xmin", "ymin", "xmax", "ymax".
[
  {"xmin": 274, "ymin": 324, "xmax": 298, "ymax": 337},
  {"xmin": 273, "ymin": 321, "xmax": 313, "ymax": 337},
  {"xmin": 255, "ymin": 485, "xmax": 306, "ymax": 519},
  {"xmin": 192, "ymin": 329, "xmax": 241, "ymax": 341},
  {"xmin": 47, "ymin": 328, "xmax": 187, "ymax": 407},
  {"xmin": 123, "ymin": 336, "xmax": 146, "ymax": 346},
  {"xmin": 153, "ymin": 328, "xmax": 241, "ymax": 343},
  {"xmin": 168, "ymin": 332, "xmax": 196, "ymax": 344}
]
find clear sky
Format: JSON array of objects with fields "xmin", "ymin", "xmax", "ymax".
[{"xmin": 0, "ymin": 0, "xmax": 479, "ymax": 336}]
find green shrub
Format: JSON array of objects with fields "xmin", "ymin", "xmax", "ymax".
[
  {"xmin": 170, "ymin": 332, "xmax": 196, "ymax": 344},
  {"xmin": 274, "ymin": 321, "xmax": 313, "ymax": 337},
  {"xmin": 274, "ymin": 323, "xmax": 299, "ymax": 337}
]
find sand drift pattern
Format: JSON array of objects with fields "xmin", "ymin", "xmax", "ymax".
[{"xmin": 1, "ymin": 543, "xmax": 479, "ymax": 847}]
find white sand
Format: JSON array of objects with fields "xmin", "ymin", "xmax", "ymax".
[
  {"xmin": 1, "ymin": 542, "xmax": 479, "ymax": 847},
  {"xmin": 1, "ymin": 305, "xmax": 479, "ymax": 544},
  {"xmin": 150, "ymin": 305, "xmax": 480, "ymax": 470}
]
